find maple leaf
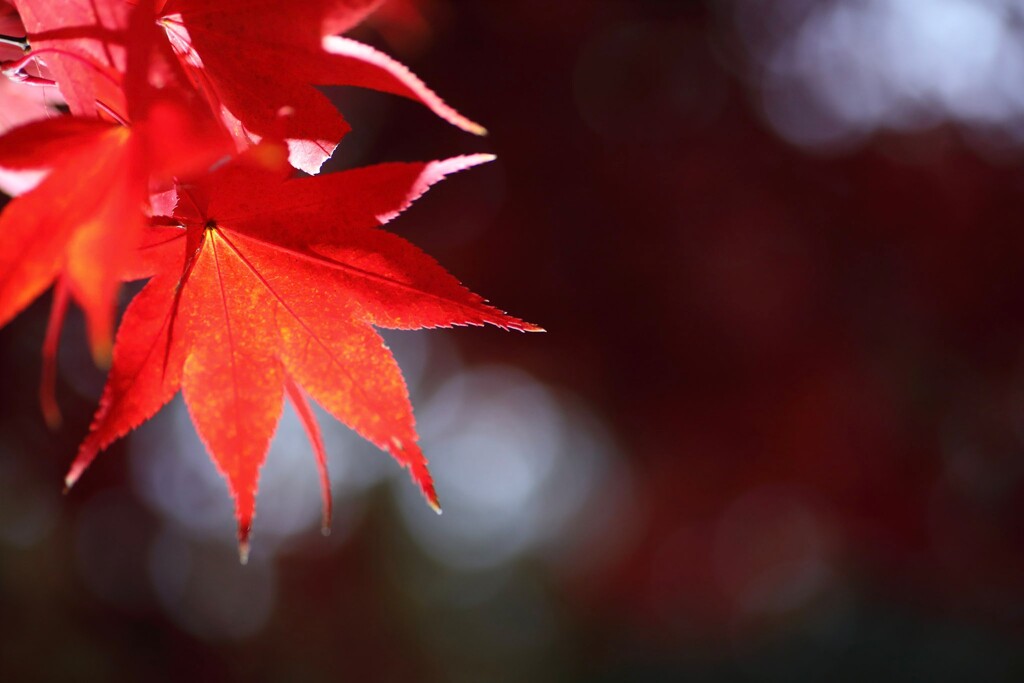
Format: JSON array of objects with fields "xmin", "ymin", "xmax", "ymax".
[
  {"xmin": 0, "ymin": 0, "xmax": 232, "ymax": 423},
  {"xmin": 0, "ymin": 2, "xmax": 62, "ymax": 196},
  {"xmin": 0, "ymin": 5, "xmax": 59, "ymax": 127},
  {"xmin": 0, "ymin": 117, "xmax": 147, "ymax": 360},
  {"xmin": 0, "ymin": 101, "xmax": 228, "ymax": 415},
  {"xmin": 0, "ymin": 76, "xmax": 61, "ymax": 196},
  {"xmin": 69, "ymin": 153, "xmax": 540, "ymax": 559},
  {"xmin": 10, "ymin": 0, "xmax": 128, "ymax": 118},
  {"xmin": 364, "ymin": 0, "xmax": 441, "ymax": 55},
  {"xmin": 157, "ymin": 0, "xmax": 484, "ymax": 173}
]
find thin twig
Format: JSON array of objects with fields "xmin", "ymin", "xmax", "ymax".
[{"xmin": 0, "ymin": 34, "xmax": 29, "ymax": 51}]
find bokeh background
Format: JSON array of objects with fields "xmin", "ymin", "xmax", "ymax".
[{"xmin": 4, "ymin": 0, "xmax": 1024, "ymax": 680}]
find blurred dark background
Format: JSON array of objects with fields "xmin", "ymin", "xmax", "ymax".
[{"xmin": 4, "ymin": 0, "xmax": 1024, "ymax": 680}]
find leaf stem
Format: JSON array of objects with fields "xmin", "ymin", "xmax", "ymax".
[
  {"xmin": 0, "ymin": 34, "xmax": 29, "ymax": 51},
  {"xmin": 2, "ymin": 47, "xmax": 121, "ymax": 87}
]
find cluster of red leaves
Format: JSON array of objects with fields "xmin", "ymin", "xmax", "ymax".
[{"xmin": 0, "ymin": 0, "xmax": 537, "ymax": 559}]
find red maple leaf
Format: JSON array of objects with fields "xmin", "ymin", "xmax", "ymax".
[
  {"xmin": 157, "ymin": 0, "xmax": 484, "ymax": 173},
  {"xmin": 0, "ymin": 0, "xmax": 232, "ymax": 422},
  {"xmin": 0, "ymin": 0, "xmax": 539, "ymax": 558},
  {"xmin": 365, "ymin": 0, "xmax": 443, "ymax": 55},
  {"xmin": 0, "ymin": 3, "xmax": 59, "ymax": 125},
  {"xmin": 69, "ymin": 153, "xmax": 539, "ymax": 560},
  {"xmin": 0, "ymin": 2, "xmax": 63, "ymax": 195},
  {"xmin": 10, "ymin": 0, "xmax": 129, "ymax": 118}
]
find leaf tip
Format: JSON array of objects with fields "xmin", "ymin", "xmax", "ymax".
[
  {"xmin": 90, "ymin": 337, "xmax": 113, "ymax": 370},
  {"xmin": 419, "ymin": 470, "xmax": 442, "ymax": 515},
  {"xmin": 467, "ymin": 152, "xmax": 496, "ymax": 166},
  {"xmin": 63, "ymin": 463, "xmax": 85, "ymax": 494},
  {"xmin": 43, "ymin": 403, "xmax": 63, "ymax": 430},
  {"xmin": 394, "ymin": 440, "xmax": 442, "ymax": 515},
  {"xmin": 237, "ymin": 517, "xmax": 253, "ymax": 564},
  {"xmin": 491, "ymin": 315, "xmax": 544, "ymax": 333},
  {"xmin": 434, "ymin": 153, "xmax": 496, "ymax": 177}
]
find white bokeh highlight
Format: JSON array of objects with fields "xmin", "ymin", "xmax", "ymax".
[
  {"xmin": 736, "ymin": 0, "xmax": 1024, "ymax": 150},
  {"xmin": 396, "ymin": 365, "xmax": 624, "ymax": 572}
]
